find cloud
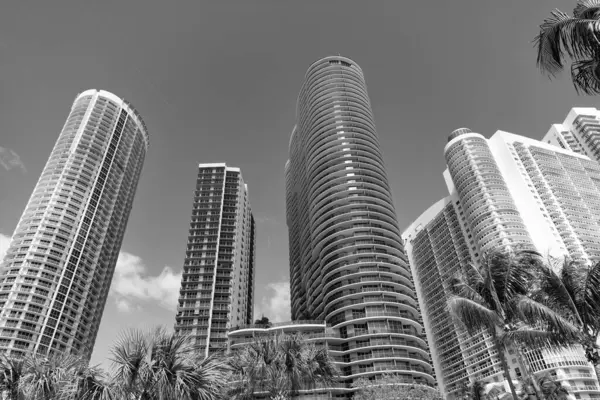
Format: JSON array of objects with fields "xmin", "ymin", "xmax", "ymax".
[
  {"xmin": 115, "ymin": 298, "xmax": 136, "ymax": 313},
  {"xmin": 110, "ymin": 251, "xmax": 181, "ymax": 313},
  {"xmin": 0, "ymin": 147, "xmax": 26, "ymax": 173},
  {"xmin": 0, "ymin": 233, "xmax": 11, "ymax": 263},
  {"xmin": 254, "ymin": 281, "xmax": 291, "ymax": 323},
  {"xmin": 255, "ymin": 215, "xmax": 281, "ymax": 226}
]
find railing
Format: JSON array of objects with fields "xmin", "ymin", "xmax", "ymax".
[
  {"xmin": 572, "ymin": 384, "xmax": 600, "ymax": 392},
  {"xmin": 231, "ymin": 320, "xmax": 327, "ymax": 331}
]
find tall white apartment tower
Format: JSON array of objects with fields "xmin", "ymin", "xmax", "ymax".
[
  {"xmin": 286, "ymin": 56, "xmax": 434, "ymax": 389},
  {"xmin": 174, "ymin": 163, "xmax": 256, "ymax": 357},
  {"xmin": 403, "ymin": 127, "xmax": 600, "ymax": 399},
  {"xmin": 544, "ymin": 107, "xmax": 600, "ymax": 162},
  {"xmin": 0, "ymin": 90, "xmax": 149, "ymax": 360}
]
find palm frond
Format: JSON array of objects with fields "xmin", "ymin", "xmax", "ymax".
[
  {"xmin": 535, "ymin": 263, "xmax": 581, "ymax": 325},
  {"xmin": 447, "ymin": 271, "xmax": 486, "ymax": 305},
  {"xmin": 538, "ymin": 373, "xmax": 572, "ymax": 399},
  {"xmin": 463, "ymin": 262, "xmax": 485, "ymax": 288},
  {"xmin": 108, "ymin": 328, "xmax": 151, "ymax": 395},
  {"xmin": 571, "ymin": 58, "xmax": 600, "ymax": 94},
  {"xmin": 534, "ymin": 9, "xmax": 600, "ymax": 77},
  {"xmin": 0, "ymin": 355, "xmax": 26, "ymax": 399},
  {"xmin": 447, "ymin": 296, "xmax": 501, "ymax": 334},
  {"xmin": 576, "ymin": 260, "xmax": 600, "ymax": 331},
  {"xmin": 535, "ymin": 9, "xmax": 578, "ymax": 77},
  {"xmin": 19, "ymin": 353, "xmax": 87, "ymax": 400},
  {"xmin": 501, "ymin": 327, "xmax": 581, "ymax": 350},
  {"xmin": 574, "ymin": 0, "xmax": 600, "ymax": 19},
  {"xmin": 491, "ymin": 251, "xmax": 537, "ymax": 305},
  {"xmin": 514, "ymin": 295, "xmax": 581, "ymax": 340},
  {"xmin": 188, "ymin": 351, "xmax": 231, "ymax": 400},
  {"xmin": 228, "ymin": 332, "xmax": 337, "ymax": 399},
  {"xmin": 61, "ymin": 365, "xmax": 115, "ymax": 400},
  {"xmin": 561, "ymin": 259, "xmax": 581, "ymax": 301},
  {"xmin": 478, "ymin": 253, "xmax": 505, "ymax": 314}
]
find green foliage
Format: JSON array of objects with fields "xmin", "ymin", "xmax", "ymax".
[
  {"xmin": 227, "ymin": 333, "xmax": 338, "ymax": 400},
  {"xmin": 535, "ymin": 0, "xmax": 600, "ymax": 94},
  {"xmin": 352, "ymin": 374, "xmax": 442, "ymax": 400}
]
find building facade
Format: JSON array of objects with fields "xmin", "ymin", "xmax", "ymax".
[
  {"xmin": 0, "ymin": 89, "xmax": 149, "ymax": 359},
  {"xmin": 174, "ymin": 163, "xmax": 256, "ymax": 357},
  {"xmin": 285, "ymin": 56, "xmax": 434, "ymax": 393},
  {"xmin": 544, "ymin": 107, "xmax": 600, "ymax": 162},
  {"xmin": 403, "ymin": 127, "xmax": 600, "ymax": 399}
]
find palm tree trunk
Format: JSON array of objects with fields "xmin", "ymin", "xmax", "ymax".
[
  {"xmin": 513, "ymin": 345, "xmax": 544, "ymax": 400},
  {"xmin": 493, "ymin": 334, "xmax": 520, "ymax": 399}
]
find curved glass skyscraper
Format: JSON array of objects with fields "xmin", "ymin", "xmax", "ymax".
[
  {"xmin": 0, "ymin": 89, "xmax": 148, "ymax": 359},
  {"xmin": 286, "ymin": 56, "xmax": 434, "ymax": 387}
]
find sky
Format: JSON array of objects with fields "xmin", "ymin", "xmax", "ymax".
[{"xmin": 0, "ymin": 0, "xmax": 599, "ymax": 368}]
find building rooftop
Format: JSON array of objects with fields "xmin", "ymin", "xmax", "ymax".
[{"xmin": 448, "ymin": 128, "xmax": 473, "ymax": 142}]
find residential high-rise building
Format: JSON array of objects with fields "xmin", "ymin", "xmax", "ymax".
[
  {"xmin": 0, "ymin": 89, "xmax": 149, "ymax": 359},
  {"xmin": 404, "ymin": 198, "xmax": 486, "ymax": 398},
  {"xmin": 544, "ymin": 107, "xmax": 600, "ymax": 162},
  {"xmin": 174, "ymin": 163, "xmax": 256, "ymax": 357},
  {"xmin": 403, "ymin": 127, "xmax": 600, "ymax": 399},
  {"xmin": 285, "ymin": 56, "xmax": 434, "ymax": 390}
]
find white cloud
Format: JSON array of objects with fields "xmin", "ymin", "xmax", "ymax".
[
  {"xmin": 254, "ymin": 281, "xmax": 291, "ymax": 323},
  {"xmin": 0, "ymin": 147, "xmax": 26, "ymax": 173},
  {"xmin": 0, "ymin": 233, "xmax": 11, "ymax": 263},
  {"xmin": 110, "ymin": 251, "xmax": 181, "ymax": 313}
]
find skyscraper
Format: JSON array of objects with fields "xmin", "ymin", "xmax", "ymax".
[
  {"xmin": 0, "ymin": 89, "xmax": 149, "ymax": 359},
  {"xmin": 544, "ymin": 107, "xmax": 600, "ymax": 162},
  {"xmin": 174, "ymin": 163, "xmax": 255, "ymax": 357},
  {"xmin": 286, "ymin": 56, "xmax": 434, "ymax": 387},
  {"xmin": 403, "ymin": 128, "xmax": 600, "ymax": 399}
]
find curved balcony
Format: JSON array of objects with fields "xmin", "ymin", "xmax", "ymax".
[{"xmin": 286, "ymin": 56, "xmax": 434, "ymax": 385}]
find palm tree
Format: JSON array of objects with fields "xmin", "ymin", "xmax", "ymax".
[
  {"xmin": 538, "ymin": 374, "xmax": 572, "ymax": 400},
  {"xmin": 471, "ymin": 380, "xmax": 486, "ymax": 400},
  {"xmin": 0, "ymin": 356, "xmax": 26, "ymax": 400},
  {"xmin": 65, "ymin": 364, "xmax": 114, "ymax": 400},
  {"xmin": 0, "ymin": 352, "xmax": 108, "ymax": 400},
  {"xmin": 19, "ymin": 353, "xmax": 87, "ymax": 400},
  {"xmin": 534, "ymin": 0, "xmax": 600, "ymax": 95},
  {"xmin": 228, "ymin": 333, "xmax": 337, "ymax": 400},
  {"xmin": 533, "ymin": 258, "xmax": 600, "ymax": 377},
  {"xmin": 110, "ymin": 327, "xmax": 231, "ymax": 400},
  {"xmin": 448, "ymin": 250, "xmax": 581, "ymax": 400}
]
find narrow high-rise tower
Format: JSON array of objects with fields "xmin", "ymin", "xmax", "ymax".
[
  {"xmin": 174, "ymin": 163, "xmax": 256, "ymax": 357},
  {"xmin": 286, "ymin": 56, "xmax": 434, "ymax": 386},
  {"xmin": 0, "ymin": 90, "xmax": 149, "ymax": 359}
]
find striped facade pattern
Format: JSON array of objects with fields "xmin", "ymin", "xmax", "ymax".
[
  {"xmin": 0, "ymin": 90, "xmax": 148, "ymax": 359},
  {"xmin": 444, "ymin": 129, "xmax": 535, "ymax": 256},
  {"xmin": 405, "ymin": 127, "xmax": 600, "ymax": 399},
  {"xmin": 404, "ymin": 199, "xmax": 507, "ymax": 399},
  {"xmin": 174, "ymin": 164, "xmax": 256, "ymax": 357},
  {"xmin": 285, "ymin": 56, "xmax": 434, "ymax": 392}
]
